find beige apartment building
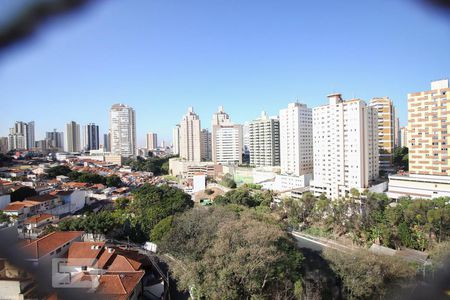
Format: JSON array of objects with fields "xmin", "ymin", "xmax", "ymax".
[
  {"xmin": 408, "ymin": 79, "xmax": 450, "ymax": 176},
  {"xmin": 369, "ymin": 97, "xmax": 397, "ymax": 173},
  {"xmin": 388, "ymin": 79, "xmax": 450, "ymax": 199},
  {"xmin": 179, "ymin": 107, "xmax": 202, "ymax": 162}
]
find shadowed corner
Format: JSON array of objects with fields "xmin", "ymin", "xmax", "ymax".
[{"xmin": 0, "ymin": 0, "xmax": 95, "ymax": 50}]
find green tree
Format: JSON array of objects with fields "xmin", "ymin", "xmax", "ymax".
[
  {"xmin": 393, "ymin": 147, "xmax": 409, "ymax": 170},
  {"xmin": 324, "ymin": 249, "xmax": 415, "ymax": 299},
  {"xmin": 47, "ymin": 165, "xmax": 71, "ymax": 178},
  {"xmin": 77, "ymin": 173, "xmax": 106, "ymax": 184},
  {"xmin": 106, "ymin": 175, "xmax": 122, "ymax": 187},
  {"xmin": 162, "ymin": 206, "xmax": 303, "ymax": 299},
  {"xmin": 149, "ymin": 216, "xmax": 173, "ymax": 243},
  {"xmin": 10, "ymin": 187, "xmax": 37, "ymax": 202},
  {"xmin": 220, "ymin": 173, "xmax": 237, "ymax": 189}
]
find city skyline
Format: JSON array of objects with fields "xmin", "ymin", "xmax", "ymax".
[{"xmin": 1, "ymin": 0, "xmax": 450, "ymax": 144}]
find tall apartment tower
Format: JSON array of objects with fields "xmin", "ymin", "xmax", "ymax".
[
  {"xmin": 311, "ymin": 94, "xmax": 379, "ymax": 199},
  {"xmin": 179, "ymin": 107, "xmax": 202, "ymax": 162},
  {"xmin": 200, "ymin": 129, "xmax": 212, "ymax": 161},
  {"xmin": 279, "ymin": 103, "xmax": 313, "ymax": 176},
  {"xmin": 8, "ymin": 121, "xmax": 35, "ymax": 150},
  {"xmin": 211, "ymin": 106, "xmax": 242, "ymax": 165},
  {"xmin": 0, "ymin": 137, "xmax": 9, "ymax": 154},
  {"xmin": 110, "ymin": 104, "xmax": 136, "ymax": 158},
  {"xmin": 399, "ymin": 127, "xmax": 408, "ymax": 148},
  {"xmin": 65, "ymin": 121, "xmax": 81, "ymax": 152},
  {"xmin": 83, "ymin": 123, "xmax": 100, "ymax": 151},
  {"xmin": 408, "ymin": 79, "xmax": 450, "ymax": 176},
  {"xmin": 369, "ymin": 97, "xmax": 397, "ymax": 173},
  {"xmin": 248, "ymin": 112, "xmax": 280, "ymax": 167},
  {"xmin": 172, "ymin": 125, "xmax": 180, "ymax": 155},
  {"xmin": 46, "ymin": 129, "xmax": 64, "ymax": 151},
  {"xmin": 146, "ymin": 132, "xmax": 158, "ymax": 151}
]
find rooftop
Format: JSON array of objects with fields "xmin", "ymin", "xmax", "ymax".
[{"xmin": 20, "ymin": 231, "xmax": 83, "ymax": 260}]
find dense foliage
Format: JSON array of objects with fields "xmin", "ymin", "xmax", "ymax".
[
  {"xmin": 280, "ymin": 192, "xmax": 450, "ymax": 251},
  {"xmin": 123, "ymin": 156, "xmax": 171, "ymax": 175},
  {"xmin": 219, "ymin": 173, "xmax": 237, "ymax": 188},
  {"xmin": 324, "ymin": 249, "xmax": 415, "ymax": 299},
  {"xmin": 393, "ymin": 146, "xmax": 409, "ymax": 171},
  {"xmin": 57, "ymin": 184, "xmax": 192, "ymax": 243},
  {"xmin": 160, "ymin": 207, "xmax": 303, "ymax": 299},
  {"xmin": 46, "ymin": 165, "xmax": 71, "ymax": 178},
  {"xmin": 214, "ymin": 186, "xmax": 273, "ymax": 208}
]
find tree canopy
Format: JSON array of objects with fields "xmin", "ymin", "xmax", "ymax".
[
  {"xmin": 160, "ymin": 206, "xmax": 303, "ymax": 299},
  {"xmin": 47, "ymin": 165, "xmax": 71, "ymax": 178}
]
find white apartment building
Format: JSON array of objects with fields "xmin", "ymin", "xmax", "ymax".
[
  {"xmin": 172, "ymin": 125, "xmax": 180, "ymax": 155},
  {"xmin": 65, "ymin": 121, "xmax": 81, "ymax": 152},
  {"xmin": 248, "ymin": 111, "xmax": 280, "ymax": 167},
  {"xmin": 310, "ymin": 94, "xmax": 379, "ymax": 199},
  {"xmin": 109, "ymin": 104, "xmax": 136, "ymax": 158},
  {"xmin": 279, "ymin": 103, "xmax": 313, "ymax": 176},
  {"xmin": 179, "ymin": 107, "xmax": 202, "ymax": 162},
  {"xmin": 211, "ymin": 106, "xmax": 242, "ymax": 165},
  {"xmin": 82, "ymin": 123, "xmax": 99, "ymax": 151}
]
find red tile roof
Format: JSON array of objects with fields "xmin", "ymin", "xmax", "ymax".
[
  {"xmin": 77, "ymin": 271, "xmax": 144, "ymax": 299},
  {"xmin": 66, "ymin": 241, "xmax": 105, "ymax": 266},
  {"xmin": 21, "ymin": 231, "xmax": 84, "ymax": 260},
  {"xmin": 25, "ymin": 194, "xmax": 57, "ymax": 203},
  {"xmin": 23, "ymin": 213, "xmax": 54, "ymax": 224}
]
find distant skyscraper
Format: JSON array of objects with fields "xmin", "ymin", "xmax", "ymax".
[
  {"xmin": 103, "ymin": 133, "xmax": 111, "ymax": 152},
  {"xmin": 242, "ymin": 122, "xmax": 250, "ymax": 164},
  {"xmin": 310, "ymin": 94, "xmax": 379, "ymax": 199},
  {"xmin": 46, "ymin": 129, "xmax": 64, "ymax": 151},
  {"xmin": 179, "ymin": 107, "xmax": 202, "ymax": 162},
  {"xmin": 8, "ymin": 121, "xmax": 35, "ymax": 150},
  {"xmin": 249, "ymin": 112, "xmax": 280, "ymax": 167},
  {"xmin": 146, "ymin": 132, "xmax": 158, "ymax": 151},
  {"xmin": 83, "ymin": 123, "xmax": 100, "ymax": 151},
  {"xmin": 279, "ymin": 103, "xmax": 313, "ymax": 176},
  {"xmin": 399, "ymin": 127, "xmax": 408, "ymax": 148},
  {"xmin": 65, "ymin": 121, "xmax": 81, "ymax": 152},
  {"xmin": 369, "ymin": 97, "xmax": 397, "ymax": 173},
  {"xmin": 172, "ymin": 125, "xmax": 180, "ymax": 155},
  {"xmin": 110, "ymin": 104, "xmax": 136, "ymax": 158},
  {"xmin": 200, "ymin": 129, "xmax": 212, "ymax": 161}
]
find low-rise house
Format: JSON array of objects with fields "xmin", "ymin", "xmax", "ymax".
[
  {"xmin": 0, "ymin": 259, "xmax": 36, "ymax": 300},
  {"xmin": 3, "ymin": 201, "xmax": 41, "ymax": 220},
  {"xmin": 51, "ymin": 190, "xmax": 86, "ymax": 213},
  {"xmin": 25, "ymin": 194, "xmax": 61, "ymax": 211},
  {"xmin": 21, "ymin": 213, "xmax": 58, "ymax": 238},
  {"xmin": 20, "ymin": 231, "xmax": 84, "ymax": 267}
]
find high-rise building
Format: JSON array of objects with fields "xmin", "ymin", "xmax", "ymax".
[
  {"xmin": 83, "ymin": 123, "xmax": 100, "ymax": 151},
  {"xmin": 35, "ymin": 140, "xmax": 50, "ymax": 152},
  {"xmin": 146, "ymin": 132, "xmax": 158, "ymax": 151},
  {"xmin": 27, "ymin": 121, "xmax": 35, "ymax": 150},
  {"xmin": 388, "ymin": 80, "xmax": 450, "ymax": 199},
  {"xmin": 46, "ymin": 129, "xmax": 64, "ymax": 151},
  {"xmin": 369, "ymin": 97, "xmax": 397, "ymax": 173},
  {"xmin": 65, "ymin": 121, "xmax": 81, "ymax": 152},
  {"xmin": 408, "ymin": 79, "xmax": 450, "ymax": 176},
  {"xmin": 179, "ymin": 107, "xmax": 202, "ymax": 162},
  {"xmin": 279, "ymin": 103, "xmax": 313, "ymax": 176},
  {"xmin": 0, "ymin": 137, "xmax": 8, "ymax": 154},
  {"xmin": 248, "ymin": 111, "xmax": 280, "ymax": 167},
  {"xmin": 211, "ymin": 107, "xmax": 242, "ymax": 165},
  {"xmin": 399, "ymin": 127, "xmax": 408, "ymax": 148},
  {"xmin": 110, "ymin": 104, "xmax": 136, "ymax": 158},
  {"xmin": 311, "ymin": 94, "xmax": 379, "ymax": 199},
  {"xmin": 103, "ymin": 133, "xmax": 111, "ymax": 152},
  {"xmin": 200, "ymin": 129, "xmax": 212, "ymax": 161},
  {"xmin": 172, "ymin": 125, "xmax": 180, "ymax": 155},
  {"xmin": 8, "ymin": 121, "xmax": 35, "ymax": 150}
]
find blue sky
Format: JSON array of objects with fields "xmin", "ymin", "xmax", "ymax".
[{"xmin": 1, "ymin": 0, "xmax": 449, "ymax": 146}]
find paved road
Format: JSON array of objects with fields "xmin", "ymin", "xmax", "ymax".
[{"xmin": 292, "ymin": 232, "xmax": 327, "ymax": 252}]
